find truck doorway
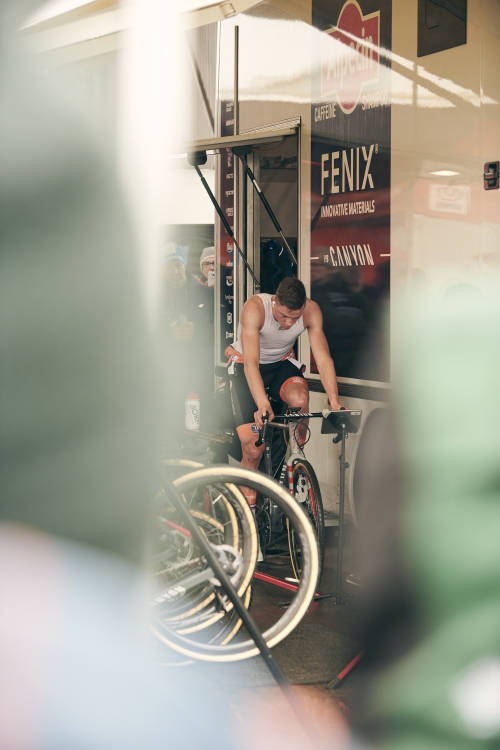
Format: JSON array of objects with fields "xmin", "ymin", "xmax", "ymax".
[{"xmin": 243, "ymin": 134, "xmax": 299, "ymax": 296}]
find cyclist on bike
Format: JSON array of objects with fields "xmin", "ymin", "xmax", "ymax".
[{"xmin": 225, "ymin": 277, "xmax": 342, "ymax": 506}]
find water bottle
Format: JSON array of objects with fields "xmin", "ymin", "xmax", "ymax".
[{"xmin": 185, "ymin": 391, "xmax": 200, "ymax": 431}]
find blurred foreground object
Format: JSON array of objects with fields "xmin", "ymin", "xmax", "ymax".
[
  {"xmin": 357, "ymin": 289, "xmax": 500, "ymax": 749},
  {"xmin": 0, "ymin": 524, "xmax": 237, "ymax": 749},
  {"xmin": 0, "ymin": 2, "xmax": 158, "ymax": 562},
  {"xmin": 0, "ymin": 3, "xmax": 222, "ymax": 747}
]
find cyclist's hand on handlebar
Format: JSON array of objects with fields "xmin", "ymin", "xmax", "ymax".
[
  {"xmin": 254, "ymin": 401, "xmax": 274, "ymax": 428},
  {"xmin": 329, "ymin": 398, "xmax": 343, "ymax": 412}
]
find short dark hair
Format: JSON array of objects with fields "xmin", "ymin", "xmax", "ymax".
[{"xmin": 275, "ymin": 277, "xmax": 306, "ymax": 310}]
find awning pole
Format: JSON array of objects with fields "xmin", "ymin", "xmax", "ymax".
[{"xmin": 192, "ymin": 162, "xmax": 259, "ymax": 288}]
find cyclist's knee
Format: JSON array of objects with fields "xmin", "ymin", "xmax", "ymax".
[
  {"xmin": 280, "ymin": 377, "xmax": 309, "ymax": 411},
  {"xmin": 237, "ymin": 423, "xmax": 264, "ymax": 464},
  {"xmin": 241, "ymin": 439, "xmax": 265, "ymax": 464}
]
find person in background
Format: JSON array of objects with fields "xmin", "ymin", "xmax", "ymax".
[
  {"xmin": 162, "ymin": 252, "xmax": 196, "ymax": 439},
  {"xmin": 196, "ymin": 245, "xmax": 216, "ymax": 288},
  {"xmin": 166, "ymin": 253, "xmax": 188, "ymax": 287},
  {"xmin": 187, "ymin": 246, "xmax": 216, "ymax": 431},
  {"xmin": 188, "ymin": 245, "xmax": 215, "ymax": 325},
  {"xmin": 164, "ymin": 253, "xmax": 193, "ymax": 342}
]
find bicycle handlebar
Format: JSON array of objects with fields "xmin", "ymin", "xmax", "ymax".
[
  {"xmin": 255, "ymin": 408, "xmax": 357, "ymax": 448},
  {"xmin": 254, "ymin": 408, "xmax": 345, "ymax": 446},
  {"xmin": 261, "ymin": 408, "xmax": 343, "ymax": 422}
]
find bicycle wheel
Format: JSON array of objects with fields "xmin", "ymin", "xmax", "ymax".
[
  {"xmin": 152, "ymin": 465, "xmax": 318, "ymax": 662},
  {"xmin": 151, "ymin": 464, "xmax": 258, "ymax": 643},
  {"xmin": 288, "ymin": 459, "xmax": 325, "ymax": 586},
  {"xmin": 152, "ymin": 492, "xmax": 256, "ymax": 620},
  {"xmin": 155, "ymin": 459, "xmax": 258, "ymax": 609}
]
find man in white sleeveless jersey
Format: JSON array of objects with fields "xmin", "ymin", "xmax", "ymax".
[{"xmin": 225, "ymin": 277, "xmax": 342, "ymax": 507}]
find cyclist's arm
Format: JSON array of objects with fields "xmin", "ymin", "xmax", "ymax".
[
  {"xmin": 241, "ymin": 298, "xmax": 274, "ymax": 427},
  {"xmin": 304, "ymin": 300, "xmax": 342, "ymax": 411}
]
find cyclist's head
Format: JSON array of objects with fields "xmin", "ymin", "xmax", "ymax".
[
  {"xmin": 275, "ymin": 277, "xmax": 306, "ymax": 311},
  {"xmin": 273, "ymin": 278, "xmax": 306, "ymax": 329}
]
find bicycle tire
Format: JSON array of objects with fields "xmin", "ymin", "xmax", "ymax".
[
  {"xmin": 152, "ymin": 503, "xmax": 239, "ymax": 627},
  {"xmin": 152, "ymin": 465, "xmax": 318, "ymax": 662},
  {"xmin": 152, "ymin": 461, "xmax": 258, "ymax": 633},
  {"xmin": 288, "ymin": 459, "xmax": 325, "ymax": 587},
  {"xmin": 164, "ymin": 492, "xmax": 254, "ymax": 636},
  {"xmin": 152, "ymin": 460, "xmax": 257, "ymax": 660},
  {"xmin": 157, "ymin": 460, "xmax": 258, "ymax": 603},
  {"xmin": 156, "ymin": 584, "xmax": 253, "ymax": 667},
  {"xmin": 153, "ymin": 495, "xmax": 256, "ymax": 611}
]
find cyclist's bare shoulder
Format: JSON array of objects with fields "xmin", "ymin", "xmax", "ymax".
[
  {"xmin": 241, "ymin": 295, "xmax": 265, "ymax": 331},
  {"xmin": 302, "ymin": 298, "xmax": 322, "ymax": 329}
]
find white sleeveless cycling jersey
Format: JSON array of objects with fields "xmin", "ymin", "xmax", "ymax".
[{"xmin": 232, "ymin": 293, "xmax": 304, "ymax": 364}]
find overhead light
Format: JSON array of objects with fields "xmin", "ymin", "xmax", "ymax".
[{"xmin": 430, "ymin": 169, "xmax": 460, "ymax": 176}]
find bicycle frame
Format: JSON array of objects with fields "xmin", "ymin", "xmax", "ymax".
[
  {"xmin": 254, "ymin": 410, "xmax": 329, "ymax": 588},
  {"xmin": 259, "ymin": 410, "xmax": 324, "ymax": 492}
]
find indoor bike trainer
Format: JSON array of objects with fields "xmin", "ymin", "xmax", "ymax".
[
  {"xmin": 254, "ymin": 408, "xmax": 361, "ymax": 606},
  {"xmin": 320, "ymin": 408, "xmax": 361, "ymax": 605}
]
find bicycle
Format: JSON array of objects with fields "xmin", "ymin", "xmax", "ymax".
[
  {"xmin": 150, "ymin": 463, "xmax": 319, "ymax": 662},
  {"xmin": 151, "ymin": 460, "xmax": 257, "ymax": 650},
  {"xmin": 254, "ymin": 407, "xmax": 328, "ymax": 585}
]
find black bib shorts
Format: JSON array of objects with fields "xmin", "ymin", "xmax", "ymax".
[{"xmin": 229, "ymin": 360, "xmax": 305, "ymax": 427}]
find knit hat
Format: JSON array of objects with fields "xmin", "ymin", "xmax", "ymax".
[{"xmin": 200, "ymin": 246, "xmax": 215, "ymax": 271}]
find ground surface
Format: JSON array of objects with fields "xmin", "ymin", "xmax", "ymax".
[{"xmin": 157, "ymin": 524, "xmax": 365, "ymax": 737}]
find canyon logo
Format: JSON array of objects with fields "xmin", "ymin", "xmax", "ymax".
[{"xmin": 321, "ymin": 1, "xmax": 381, "ymax": 115}]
